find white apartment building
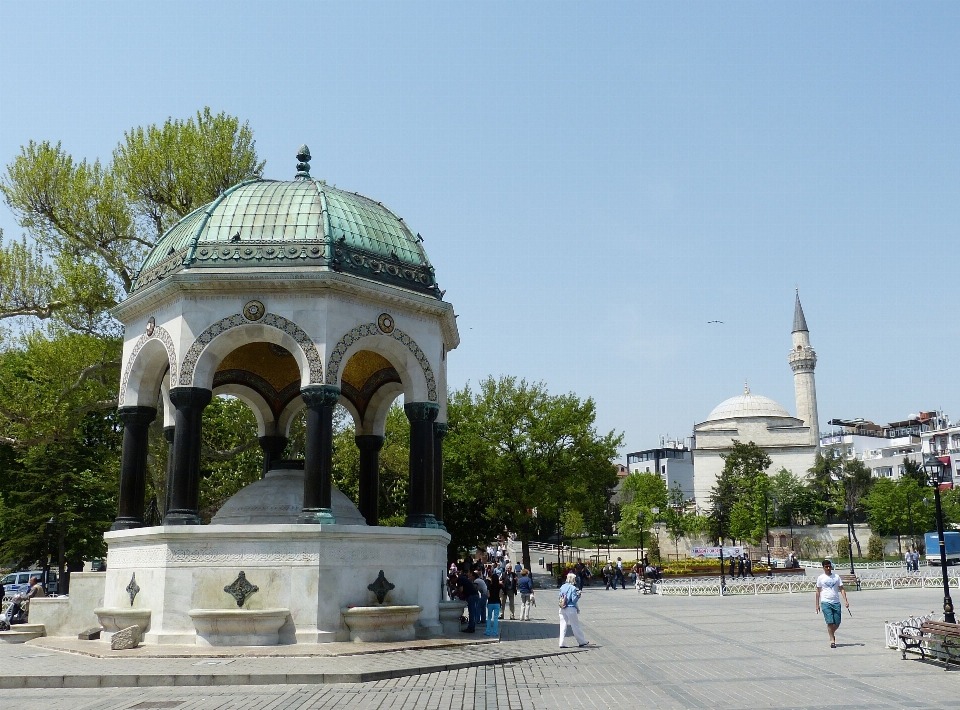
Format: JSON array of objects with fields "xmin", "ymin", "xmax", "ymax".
[
  {"xmin": 626, "ymin": 439, "xmax": 696, "ymax": 502},
  {"xmin": 820, "ymin": 413, "xmax": 952, "ymax": 482}
]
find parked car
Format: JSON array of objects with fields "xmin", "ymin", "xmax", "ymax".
[{"xmin": 0, "ymin": 569, "xmax": 58, "ymax": 595}]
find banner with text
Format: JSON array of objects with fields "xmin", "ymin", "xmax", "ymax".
[{"xmin": 691, "ymin": 546, "xmax": 745, "ymax": 559}]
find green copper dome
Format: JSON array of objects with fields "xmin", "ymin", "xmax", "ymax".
[{"xmin": 132, "ymin": 149, "xmax": 437, "ymax": 297}]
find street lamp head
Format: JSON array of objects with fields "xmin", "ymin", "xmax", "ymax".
[{"xmin": 923, "ymin": 455, "xmax": 945, "ymax": 487}]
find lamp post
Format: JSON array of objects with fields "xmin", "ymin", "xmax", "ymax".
[
  {"xmin": 766, "ymin": 496, "xmax": 775, "ymax": 577},
  {"xmin": 638, "ymin": 509, "xmax": 646, "ymax": 564},
  {"xmin": 652, "ymin": 507, "xmax": 661, "ymax": 564},
  {"xmin": 831, "ymin": 471, "xmax": 856, "ymax": 575},
  {"xmin": 923, "ymin": 455, "xmax": 956, "ymax": 623},
  {"xmin": 716, "ymin": 503, "xmax": 726, "ymax": 595}
]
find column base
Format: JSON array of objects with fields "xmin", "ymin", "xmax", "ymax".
[
  {"xmin": 162, "ymin": 511, "xmax": 202, "ymax": 526},
  {"xmin": 298, "ymin": 508, "xmax": 336, "ymax": 524},
  {"xmin": 110, "ymin": 517, "xmax": 144, "ymax": 531},
  {"xmin": 404, "ymin": 514, "xmax": 440, "ymax": 529},
  {"xmin": 434, "ymin": 519, "xmax": 447, "ymax": 531}
]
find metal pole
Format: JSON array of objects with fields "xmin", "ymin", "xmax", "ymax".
[
  {"xmin": 846, "ymin": 507, "xmax": 856, "ymax": 575},
  {"xmin": 765, "ymin": 495, "xmax": 772, "ymax": 577},
  {"xmin": 718, "ymin": 507, "xmax": 726, "ymax": 595},
  {"xmin": 933, "ymin": 482, "xmax": 956, "ymax": 623}
]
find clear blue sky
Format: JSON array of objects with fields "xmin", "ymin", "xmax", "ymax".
[{"xmin": 1, "ymin": 2, "xmax": 958, "ymax": 457}]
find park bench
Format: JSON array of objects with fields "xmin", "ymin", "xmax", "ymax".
[
  {"xmin": 898, "ymin": 620, "xmax": 960, "ymax": 668},
  {"xmin": 839, "ymin": 574, "xmax": 861, "ymax": 591}
]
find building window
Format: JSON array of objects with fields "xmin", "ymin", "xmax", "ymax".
[{"xmin": 873, "ymin": 467, "xmax": 893, "ymax": 478}]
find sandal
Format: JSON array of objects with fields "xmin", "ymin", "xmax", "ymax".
[{"xmin": 830, "ymin": 643, "xmax": 836, "ymax": 648}]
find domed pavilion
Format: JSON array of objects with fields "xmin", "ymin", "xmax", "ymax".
[{"xmin": 98, "ymin": 147, "xmax": 459, "ymax": 644}]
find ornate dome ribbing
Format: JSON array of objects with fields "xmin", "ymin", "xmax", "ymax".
[{"xmin": 132, "ymin": 146, "xmax": 437, "ymax": 298}]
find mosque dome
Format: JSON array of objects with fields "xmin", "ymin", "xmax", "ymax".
[
  {"xmin": 705, "ymin": 386, "xmax": 793, "ymax": 422},
  {"xmin": 131, "ymin": 145, "xmax": 437, "ymax": 298}
]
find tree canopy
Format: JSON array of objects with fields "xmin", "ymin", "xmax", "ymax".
[{"xmin": 442, "ymin": 376, "xmax": 621, "ymax": 567}]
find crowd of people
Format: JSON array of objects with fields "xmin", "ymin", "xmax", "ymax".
[{"xmin": 448, "ymin": 553, "xmax": 535, "ymax": 635}]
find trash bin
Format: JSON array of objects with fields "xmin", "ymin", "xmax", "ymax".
[
  {"xmin": 538, "ymin": 557, "xmax": 545, "ymax": 567},
  {"xmin": 546, "ymin": 562, "xmax": 553, "ymax": 573}
]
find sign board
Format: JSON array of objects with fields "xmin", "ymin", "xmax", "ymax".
[{"xmin": 691, "ymin": 546, "xmax": 746, "ymax": 559}]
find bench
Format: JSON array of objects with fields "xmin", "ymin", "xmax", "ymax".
[
  {"xmin": 840, "ymin": 574, "xmax": 861, "ymax": 591},
  {"xmin": 899, "ymin": 620, "xmax": 960, "ymax": 668}
]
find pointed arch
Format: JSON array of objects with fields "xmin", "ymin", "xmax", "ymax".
[
  {"xmin": 325, "ymin": 321, "xmax": 437, "ymax": 403},
  {"xmin": 119, "ymin": 325, "xmax": 178, "ymax": 407}
]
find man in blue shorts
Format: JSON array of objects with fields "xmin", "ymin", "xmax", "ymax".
[{"xmin": 815, "ymin": 559, "xmax": 850, "ymax": 648}]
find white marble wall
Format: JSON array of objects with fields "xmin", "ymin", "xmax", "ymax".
[{"xmin": 104, "ymin": 525, "xmax": 448, "ymax": 645}]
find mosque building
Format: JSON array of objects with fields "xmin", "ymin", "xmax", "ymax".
[{"xmin": 691, "ymin": 293, "xmax": 821, "ymax": 509}]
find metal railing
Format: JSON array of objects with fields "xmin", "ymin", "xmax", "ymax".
[{"xmin": 656, "ymin": 571, "xmax": 960, "ymax": 597}]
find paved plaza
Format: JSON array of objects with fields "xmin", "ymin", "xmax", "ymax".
[{"xmin": 2, "ymin": 585, "xmax": 960, "ymax": 708}]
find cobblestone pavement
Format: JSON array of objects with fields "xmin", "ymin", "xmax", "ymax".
[{"xmin": 3, "ymin": 585, "xmax": 960, "ymax": 708}]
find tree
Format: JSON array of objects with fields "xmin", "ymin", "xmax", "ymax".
[
  {"xmin": 442, "ymin": 377, "xmax": 622, "ymax": 567},
  {"xmin": 1, "ymin": 108, "xmax": 263, "ymax": 322},
  {"xmin": 708, "ymin": 441, "xmax": 771, "ymax": 543},
  {"xmin": 0, "ymin": 110, "xmax": 266, "ymax": 568},
  {"xmin": 663, "ymin": 483, "xmax": 689, "ymax": 559},
  {"xmin": 769, "ymin": 468, "xmax": 809, "ymax": 527},
  {"xmin": 838, "ymin": 458, "xmax": 873, "ymax": 558},
  {"xmin": 0, "ymin": 410, "xmax": 121, "ymax": 578},
  {"xmin": 618, "ymin": 472, "xmax": 668, "ymax": 557},
  {"xmin": 0, "ymin": 109, "xmax": 265, "ymax": 449}
]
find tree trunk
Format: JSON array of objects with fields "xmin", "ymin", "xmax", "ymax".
[
  {"xmin": 57, "ymin": 520, "xmax": 66, "ymax": 593},
  {"xmin": 851, "ymin": 523, "xmax": 862, "ymax": 558},
  {"xmin": 521, "ymin": 517, "xmax": 531, "ymax": 571}
]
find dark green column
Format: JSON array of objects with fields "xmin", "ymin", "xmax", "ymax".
[
  {"xmin": 433, "ymin": 422, "xmax": 448, "ymax": 530},
  {"xmin": 299, "ymin": 385, "xmax": 339, "ymax": 524},
  {"xmin": 164, "ymin": 387, "xmax": 212, "ymax": 525},
  {"xmin": 162, "ymin": 425, "xmax": 175, "ymax": 518},
  {"xmin": 111, "ymin": 406, "xmax": 158, "ymax": 530},
  {"xmin": 404, "ymin": 402, "xmax": 439, "ymax": 528},
  {"xmin": 259, "ymin": 435, "xmax": 288, "ymax": 476},
  {"xmin": 356, "ymin": 434, "xmax": 385, "ymax": 526}
]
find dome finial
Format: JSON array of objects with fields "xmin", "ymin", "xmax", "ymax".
[
  {"xmin": 295, "ymin": 144, "xmax": 311, "ymax": 179},
  {"xmin": 744, "ymin": 379, "xmax": 750, "ymax": 395}
]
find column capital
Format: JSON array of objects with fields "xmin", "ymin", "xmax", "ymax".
[
  {"xmin": 117, "ymin": 406, "xmax": 158, "ymax": 427},
  {"xmin": 434, "ymin": 422, "xmax": 449, "ymax": 439},
  {"xmin": 355, "ymin": 434, "xmax": 386, "ymax": 452},
  {"xmin": 169, "ymin": 387, "xmax": 213, "ymax": 410},
  {"xmin": 300, "ymin": 384, "xmax": 341, "ymax": 408},
  {"xmin": 404, "ymin": 402, "xmax": 439, "ymax": 423}
]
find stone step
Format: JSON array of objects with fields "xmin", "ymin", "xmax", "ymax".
[{"xmin": 0, "ymin": 624, "xmax": 45, "ymax": 643}]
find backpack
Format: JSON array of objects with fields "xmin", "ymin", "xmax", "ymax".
[{"xmin": 558, "ymin": 594, "xmax": 567, "ymax": 609}]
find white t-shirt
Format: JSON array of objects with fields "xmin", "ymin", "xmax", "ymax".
[{"xmin": 816, "ymin": 572, "xmax": 843, "ymax": 604}]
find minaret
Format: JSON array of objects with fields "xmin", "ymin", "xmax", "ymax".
[{"xmin": 788, "ymin": 290, "xmax": 820, "ymax": 447}]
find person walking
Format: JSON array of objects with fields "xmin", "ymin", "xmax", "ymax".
[
  {"xmin": 615, "ymin": 557, "xmax": 626, "ymax": 589},
  {"xmin": 558, "ymin": 572, "xmax": 590, "ymax": 648},
  {"xmin": 485, "ymin": 571, "xmax": 502, "ymax": 636},
  {"xmin": 815, "ymin": 559, "xmax": 850, "ymax": 648},
  {"xmin": 603, "ymin": 561, "xmax": 614, "ymax": 590},
  {"xmin": 736, "ymin": 555, "xmax": 745, "ymax": 579},
  {"xmin": 518, "ymin": 569, "xmax": 534, "ymax": 620},
  {"xmin": 728, "ymin": 554, "xmax": 736, "ymax": 579},
  {"xmin": 744, "ymin": 555, "xmax": 754, "ymax": 578},
  {"xmin": 502, "ymin": 571, "xmax": 517, "ymax": 619}
]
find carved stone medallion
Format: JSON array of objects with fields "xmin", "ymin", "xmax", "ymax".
[
  {"xmin": 377, "ymin": 313, "xmax": 395, "ymax": 334},
  {"xmin": 367, "ymin": 569, "xmax": 396, "ymax": 604},
  {"xmin": 243, "ymin": 300, "xmax": 266, "ymax": 321},
  {"xmin": 145, "ymin": 317, "xmax": 155, "ymax": 336},
  {"xmin": 126, "ymin": 572, "xmax": 140, "ymax": 606},
  {"xmin": 224, "ymin": 571, "xmax": 259, "ymax": 607}
]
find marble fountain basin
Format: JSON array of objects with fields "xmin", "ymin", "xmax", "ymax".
[
  {"xmin": 188, "ymin": 608, "xmax": 290, "ymax": 646},
  {"xmin": 341, "ymin": 605, "xmax": 422, "ymax": 642},
  {"xmin": 94, "ymin": 607, "xmax": 152, "ymax": 639}
]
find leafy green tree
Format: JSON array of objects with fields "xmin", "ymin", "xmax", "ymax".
[
  {"xmin": 196, "ymin": 396, "xmax": 262, "ymax": 522},
  {"xmin": 0, "ymin": 410, "xmax": 121, "ymax": 578},
  {"xmin": 618, "ymin": 472, "xmax": 667, "ymax": 556},
  {"xmin": 0, "ymin": 109, "xmax": 265, "ymax": 450},
  {"xmin": 867, "ymin": 534, "xmax": 885, "ymax": 561},
  {"xmin": 442, "ymin": 377, "xmax": 621, "ymax": 567},
  {"xmin": 769, "ymin": 468, "xmax": 809, "ymax": 526},
  {"xmin": 708, "ymin": 441, "xmax": 771, "ymax": 543},
  {"xmin": 1, "ymin": 109, "xmax": 263, "ymax": 320},
  {"xmin": 663, "ymin": 483, "xmax": 689, "ymax": 559}
]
